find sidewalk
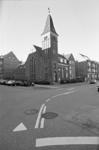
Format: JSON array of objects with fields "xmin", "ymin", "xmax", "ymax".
[
  {"xmin": 34, "ymin": 82, "xmax": 88, "ymax": 89},
  {"xmin": 35, "ymin": 84, "xmax": 59, "ymax": 89}
]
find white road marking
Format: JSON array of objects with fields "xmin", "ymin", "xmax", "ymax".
[
  {"xmin": 67, "ymin": 87, "xmax": 75, "ymax": 91},
  {"xmin": 40, "ymin": 91, "xmax": 77, "ymax": 128},
  {"xmin": 35, "ymin": 90, "xmax": 77, "ymax": 129},
  {"xmin": 55, "ymin": 87, "xmax": 75, "ymax": 91},
  {"xmin": 40, "ymin": 106, "xmax": 47, "ymax": 128},
  {"xmin": 45, "ymin": 98, "xmax": 50, "ymax": 102},
  {"xmin": 51, "ymin": 90, "xmax": 76, "ymax": 99},
  {"xmin": 35, "ymin": 85, "xmax": 58, "ymax": 89},
  {"xmin": 55, "ymin": 88, "xmax": 65, "ymax": 91},
  {"xmin": 13, "ymin": 122, "xmax": 27, "ymax": 132},
  {"xmin": 36, "ymin": 136, "xmax": 99, "ymax": 147},
  {"xmin": 35, "ymin": 104, "xmax": 45, "ymax": 129}
]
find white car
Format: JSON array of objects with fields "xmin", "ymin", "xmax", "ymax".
[
  {"xmin": 89, "ymin": 79, "xmax": 97, "ymax": 84},
  {"xmin": 6, "ymin": 80, "xmax": 16, "ymax": 86}
]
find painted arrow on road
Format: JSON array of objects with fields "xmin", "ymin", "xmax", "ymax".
[{"xmin": 13, "ymin": 122, "xmax": 27, "ymax": 132}]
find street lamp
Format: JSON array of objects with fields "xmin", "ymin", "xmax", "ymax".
[{"xmin": 79, "ymin": 53, "xmax": 90, "ymax": 60}]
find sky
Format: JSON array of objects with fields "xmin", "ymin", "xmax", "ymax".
[{"xmin": 0, "ymin": 0, "xmax": 99, "ymax": 62}]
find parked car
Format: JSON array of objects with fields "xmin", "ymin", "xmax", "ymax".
[
  {"xmin": 31, "ymin": 82, "xmax": 35, "ymax": 86},
  {"xmin": 97, "ymin": 81, "xmax": 99, "ymax": 92},
  {"xmin": 0, "ymin": 79, "xmax": 8, "ymax": 85},
  {"xmin": 6, "ymin": 80, "xmax": 16, "ymax": 86},
  {"xmin": 15, "ymin": 80, "xmax": 24, "ymax": 86},
  {"xmin": 23, "ymin": 81, "xmax": 35, "ymax": 86},
  {"xmin": 89, "ymin": 79, "xmax": 97, "ymax": 84},
  {"xmin": 23, "ymin": 81, "xmax": 30, "ymax": 86}
]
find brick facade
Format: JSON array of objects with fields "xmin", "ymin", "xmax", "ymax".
[
  {"xmin": 13, "ymin": 13, "xmax": 76, "ymax": 84},
  {"xmin": 22, "ymin": 13, "xmax": 76, "ymax": 84},
  {"xmin": 65, "ymin": 54, "xmax": 76, "ymax": 80},
  {"xmin": 1, "ymin": 51, "xmax": 21, "ymax": 80},
  {"xmin": 75, "ymin": 60, "xmax": 99, "ymax": 81}
]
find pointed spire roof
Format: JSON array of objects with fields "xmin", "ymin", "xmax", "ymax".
[{"xmin": 41, "ymin": 14, "xmax": 58, "ymax": 36}]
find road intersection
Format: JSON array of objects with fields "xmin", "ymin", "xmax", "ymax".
[{"xmin": 0, "ymin": 83, "xmax": 99, "ymax": 149}]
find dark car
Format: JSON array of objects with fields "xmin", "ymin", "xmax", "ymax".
[
  {"xmin": 97, "ymin": 82, "xmax": 99, "ymax": 92},
  {"xmin": 23, "ymin": 81, "xmax": 29, "ymax": 86},
  {"xmin": 31, "ymin": 82, "xmax": 35, "ymax": 86},
  {"xmin": 23, "ymin": 81, "xmax": 35, "ymax": 86},
  {"xmin": 15, "ymin": 80, "xmax": 24, "ymax": 86},
  {"xmin": 0, "ymin": 79, "xmax": 7, "ymax": 85}
]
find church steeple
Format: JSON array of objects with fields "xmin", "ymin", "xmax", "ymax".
[
  {"xmin": 41, "ymin": 11, "xmax": 58, "ymax": 36},
  {"xmin": 41, "ymin": 10, "xmax": 58, "ymax": 54}
]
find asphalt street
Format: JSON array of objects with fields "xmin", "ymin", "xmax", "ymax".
[{"xmin": 0, "ymin": 83, "xmax": 99, "ymax": 150}]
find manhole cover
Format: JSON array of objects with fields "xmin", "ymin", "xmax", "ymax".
[
  {"xmin": 41, "ymin": 112, "xmax": 58, "ymax": 119},
  {"xmin": 24, "ymin": 109, "xmax": 38, "ymax": 115}
]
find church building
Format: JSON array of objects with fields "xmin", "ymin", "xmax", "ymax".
[{"xmin": 17, "ymin": 11, "xmax": 75, "ymax": 84}]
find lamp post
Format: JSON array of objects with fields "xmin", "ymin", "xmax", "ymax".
[{"xmin": 79, "ymin": 53, "xmax": 90, "ymax": 60}]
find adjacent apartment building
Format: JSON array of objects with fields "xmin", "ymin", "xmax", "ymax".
[
  {"xmin": 75, "ymin": 60, "xmax": 99, "ymax": 82},
  {"xmin": 0, "ymin": 51, "xmax": 21, "ymax": 80}
]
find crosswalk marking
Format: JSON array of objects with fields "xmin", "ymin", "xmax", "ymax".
[{"xmin": 36, "ymin": 137, "xmax": 99, "ymax": 147}]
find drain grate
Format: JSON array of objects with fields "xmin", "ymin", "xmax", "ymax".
[
  {"xmin": 41, "ymin": 112, "xmax": 58, "ymax": 119},
  {"xmin": 24, "ymin": 109, "xmax": 38, "ymax": 115}
]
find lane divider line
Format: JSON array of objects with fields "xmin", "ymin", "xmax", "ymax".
[
  {"xmin": 40, "ymin": 91, "xmax": 76, "ymax": 128},
  {"xmin": 67, "ymin": 87, "xmax": 75, "ymax": 91},
  {"xmin": 51, "ymin": 90, "xmax": 75, "ymax": 99},
  {"xmin": 36, "ymin": 136, "xmax": 99, "ymax": 147},
  {"xmin": 40, "ymin": 106, "xmax": 47, "ymax": 128},
  {"xmin": 46, "ymin": 98, "xmax": 50, "ymax": 102},
  {"xmin": 55, "ymin": 88, "xmax": 65, "ymax": 91},
  {"xmin": 55, "ymin": 87, "xmax": 76, "ymax": 92},
  {"xmin": 35, "ymin": 104, "xmax": 45, "ymax": 129},
  {"xmin": 35, "ymin": 89, "xmax": 77, "ymax": 129}
]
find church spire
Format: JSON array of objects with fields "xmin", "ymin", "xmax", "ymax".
[{"xmin": 41, "ymin": 9, "xmax": 58, "ymax": 36}]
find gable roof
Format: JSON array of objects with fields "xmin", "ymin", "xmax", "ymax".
[
  {"xmin": 25, "ymin": 45, "xmax": 43, "ymax": 64},
  {"xmin": 33, "ymin": 45, "xmax": 43, "ymax": 56},
  {"xmin": 41, "ymin": 14, "xmax": 58, "ymax": 36},
  {"xmin": 58, "ymin": 54, "xmax": 66, "ymax": 59},
  {"xmin": 65, "ymin": 53, "xmax": 75, "ymax": 61},
  {"xmin": 3, "ymin": 51, "xmax": 20, "ymax": 62},
  {"xmin": 33, "ymin": 45, "xmax": 42, "ymax": 52},
  {"xmin": 65, "ymin": 53, "xmax": 72, "ymax": 60}
]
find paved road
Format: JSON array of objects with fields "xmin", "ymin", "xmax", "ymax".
[{"xmin": 0, "ymin": 84, "xmax": 99, "ymax": 150}]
